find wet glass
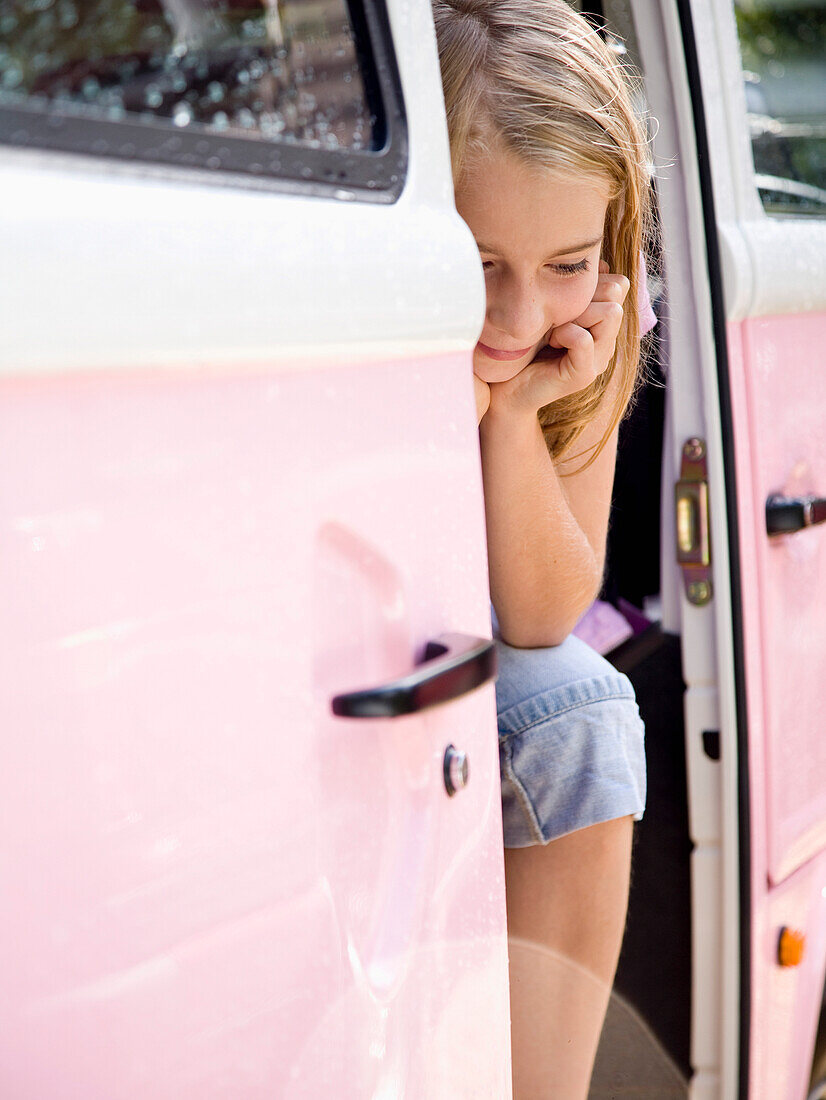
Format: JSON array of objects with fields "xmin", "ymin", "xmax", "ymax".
[
  {"xmin": 734, "ymin": 0, "xmax": 826, "ymax": 216},
  {"xmin": 0, "ymin": 0, "xmax": 374, "ymax": 151}
]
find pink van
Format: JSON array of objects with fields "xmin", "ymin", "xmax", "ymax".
[{"xmin": 1, "ymin": 0, "xmax": 825, "ymax": 1097}]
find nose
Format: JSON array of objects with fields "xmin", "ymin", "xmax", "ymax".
[{"xmin": 486, "ymin": 272, "xmax": 547, "ymax": 346}]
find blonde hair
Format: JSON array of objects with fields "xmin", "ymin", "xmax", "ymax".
[{"xmin": 432, "ymin": 0, "xmax": 653, "ymax": 466}]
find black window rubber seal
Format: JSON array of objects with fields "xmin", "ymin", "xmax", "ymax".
[
  {"xmin": 0, "ymin": 0, "xmax": 408, "ymax": 203},
  {"xmin": 674, "ymin": 2, "xmax": 752, "ymax": 1097}
]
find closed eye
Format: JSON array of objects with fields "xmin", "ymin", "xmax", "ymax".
[
  {"xmin": 481, "ymin": 257, "xmax": 589, "ymax": 275},
  {"xmin": 551, "ymin": 258, "xmax": 589, "ymax": 276}
]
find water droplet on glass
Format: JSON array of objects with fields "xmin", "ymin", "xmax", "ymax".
[
  {"xmin": 206, "ymin": 155, "xmax": 222, "ymax": 169},
  {"xmin": 57, "ymin": 1, "xmax": 77, "ymax": 28},
  {"xmin": 207, "ymin": 80, "xmax": 224, "ymax": 103},
  {"xmin": 212, "ymin": 111, "xmax": 229, "ymax": 130},
  {"xmin": 145, "ymin": 84, "xmax": 163, "ymax": 108},
  {"xmin": 172, "ymin": 102, "xmax": 193, "ymax": 127},
  {"xmin": 1, "ymin": 66, "xmax": 23, "ymax": 90}
]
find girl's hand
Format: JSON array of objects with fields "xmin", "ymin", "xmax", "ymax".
[
  {"xmin": 488, "ymin": 262, "xmax": 630, "ymax": 417},
  {"xmin": 474, "ymin": 373, "xmax": 491, "ymax": 424}
]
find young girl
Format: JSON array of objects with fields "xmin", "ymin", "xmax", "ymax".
[{"xmin": 432, "ymin": 1, "xmax": 654, "ymax": 1095}]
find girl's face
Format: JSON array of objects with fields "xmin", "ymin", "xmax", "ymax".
[{"xmin": 455, "ymin": 149, "xmax": 613, "ymax": 384}]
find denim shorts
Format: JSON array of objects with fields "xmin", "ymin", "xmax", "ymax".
[{"xmin": 495, "ymin": 632, "xmax": 647, "ymax": 848}]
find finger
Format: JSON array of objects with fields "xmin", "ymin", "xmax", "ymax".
[
  {"xmin": 591, "ymin": 272, "xmax": 630, "ymax": 304},
  {"xmin": 573, "ymin": 299, "xmax": 624, "ymax": 337},
  {"xmin": 599, "ymin": 259, "xmax": 609, "ymax": 274},
  {"xmin": 547, "ymin": 321, "xmax": 596, "ymax": 385},
  {"xmin": 569, "ymin": 300, "xmax": 623, "ymax": 373}
]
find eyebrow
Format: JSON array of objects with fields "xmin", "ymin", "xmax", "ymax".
[{"xmin": 476, "ymin": 235, "xmax": 604, "ymax": 258}]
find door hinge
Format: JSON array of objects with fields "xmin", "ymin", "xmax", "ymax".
[{"xmin": 675, "ymin": 437, "xmax": 712, "ymax": 606}]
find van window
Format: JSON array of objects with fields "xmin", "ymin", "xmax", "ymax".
[
  {"xmin": 734, "ymin": 0, "xmax": 826, "ymax": 216},
  {"xmin": 0, "ymin": 0, "xmax": 406, "ymax": 196}
]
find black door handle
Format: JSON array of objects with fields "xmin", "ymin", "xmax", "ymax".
[
  {"xmin": 331, "ymin": 633, "xmax": 497, "ymax": 718},
  {"xmin": 766, "ymin": 494, "xmax": 826, "ymax": 535}
]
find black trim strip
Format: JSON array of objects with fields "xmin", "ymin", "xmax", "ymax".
[
  {"xmin": 0, "ymin": 0, "xmax": 407, "ymax": 202},
  {"xmin": 674, "ymin": 3, "xmax": 752, "ymax": 1096}
]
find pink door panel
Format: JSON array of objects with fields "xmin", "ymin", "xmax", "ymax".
[
  {"xmin": 0, "ymin": 353, "xmax": 510, "ymax": 1098},
  {"xmin": 728, "ymin": 312, "xmax": 826, "ymax": 887}
]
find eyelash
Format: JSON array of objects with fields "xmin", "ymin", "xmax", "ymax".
[
  {"xmin": 480, "ymin": 258, "xmax": 590, "ymax": 276},
  {"xmin": 552, "ymin": 259, "xmax": 590, "ymax": 276}
]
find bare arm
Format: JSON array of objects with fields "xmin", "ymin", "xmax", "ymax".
[{"xmin": 481, "ymin": 376, "xmax": 620, "ymax": 647}]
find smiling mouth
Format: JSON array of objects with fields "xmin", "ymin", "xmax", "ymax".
[{"xmin": 476, "ymin": 341, "xmax": 534, "ymax": 362}]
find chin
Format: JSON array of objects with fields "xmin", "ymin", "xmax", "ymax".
[{"xmin": 472, "ymin": 352, "xmax": 532, "ymax": 384}]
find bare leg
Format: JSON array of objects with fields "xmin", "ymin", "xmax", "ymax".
[{"xmin": 505, "ymin": 815, "xmax": 634, "ymax": 1100}]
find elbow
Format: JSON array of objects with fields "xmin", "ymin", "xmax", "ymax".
[
  {"xmin": 497, "ymin": 620, "xmax": 576, "ymax": 650},
  {"xmin": 495, "ymin": 605, "xmax": 583, "ymax": 650},
  {"xmin": 494, "ymin": 578, "xmax": 603, "ymax": 651}
]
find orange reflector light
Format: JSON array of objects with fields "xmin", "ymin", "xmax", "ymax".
[{"xmin": 778, "ymin": 926, "xmax": 806, "ymax": 967}]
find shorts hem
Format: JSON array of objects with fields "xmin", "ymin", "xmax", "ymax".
[
  {"xmin": 496, "ymin": 673, "xmax": 637, "ymax": 746},
  {"xmin": 498, "ymin": 696, "xmax": 646, "ymax": 849}
]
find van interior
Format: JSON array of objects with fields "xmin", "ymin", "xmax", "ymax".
[{"xmin": 573, "ymin": 5, "xmax": 694, "ymax": 1097}]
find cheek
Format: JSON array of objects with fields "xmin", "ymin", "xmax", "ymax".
[{"xmin": 556, "ymin": 274, "xmax": 599, "ymax": 323}]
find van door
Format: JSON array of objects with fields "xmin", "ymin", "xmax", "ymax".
[
  {"xmin": 697, "ymin": 4, "xmax": 826, "ymax": 1098},
  {"xmin": 0, "ymin": 1, "xmax": 512, "ymax": 1096},
  {"xmin": 634, "ymin": 0, "xmax": 826, "ymax": 1097}
]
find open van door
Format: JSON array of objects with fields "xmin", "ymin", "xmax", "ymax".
[
  {"xmin": 0, "ymin": 1, "xmax": 512, "ymax": 1096},
  {"xmin": 633, "ymin": 1, "xmax": 826, "ymax": 1097}
]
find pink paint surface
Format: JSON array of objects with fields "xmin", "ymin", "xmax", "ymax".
[
  {"xmin": 0, "ymin": 355, "xmax": 511, "ymax": 1098},
  {"xmin": 728, "ymin": 314, "xmax": 826, "ymax": 1098}
]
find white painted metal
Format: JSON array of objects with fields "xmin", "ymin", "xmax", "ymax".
[
  {"xmin": 0, "ymin": 0, "xmax": 485, "ymax": 374},
  {"xmin": 682, "ymin": 0, "xmax": 826, "ymax": 323},
  {"xmin": 726, "ymin": 220, "xmax": 826, "ymax": 321}
]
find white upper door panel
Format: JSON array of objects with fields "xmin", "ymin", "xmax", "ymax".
[{"xmin": 0, "ymin": 0, "xmax": 485, "ymax": 373}]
